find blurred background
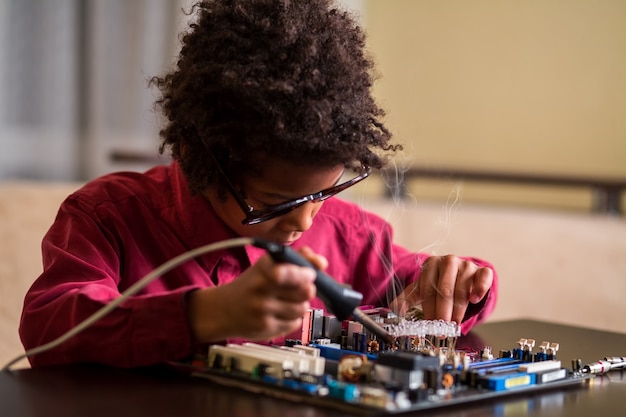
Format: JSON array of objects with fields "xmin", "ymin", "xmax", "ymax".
[
  {"xmin": 364, "ymin": 0, "xmax": 626, "ymax": 214},
  {"xmin": 1, "ymin": 0, "xmax": 625, "ymax": 368},
  {"xmin": 0, "ymin": 0, "xmax": 186, "ymax": 181},
  {"xmin": 1, "ymin": 0, "xmax": 625, "ymax": 212}
]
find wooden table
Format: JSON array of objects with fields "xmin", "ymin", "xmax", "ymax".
[{"xmin": 1, "ymin": 319, "xmax": 624, "ymax": 417}]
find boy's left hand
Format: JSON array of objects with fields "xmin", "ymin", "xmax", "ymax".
[{"xmin": 391, "ymin": 255, "xmax": 493, "ymax": 324}]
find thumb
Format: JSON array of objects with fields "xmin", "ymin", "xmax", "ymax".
[
  {"xmin": 390, "ymin": 283, "xmax": 421, "ymax": 316},
  {"xmin": 297, "ymin": 246, "xmax": 329, "ymax": 271}
]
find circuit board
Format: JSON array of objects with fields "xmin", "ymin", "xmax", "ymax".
[
  {"xmin": 191, "ymin": 357, "xmax": 591, "ymax": 415},
  {"xmin": 183, "ymin": 308, "xmax": 615, "ymax": 415}
]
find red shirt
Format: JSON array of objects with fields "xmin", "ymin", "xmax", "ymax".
[{"xmin": 20, "ymin": 162, "xmax": 497, "ymax": 367}]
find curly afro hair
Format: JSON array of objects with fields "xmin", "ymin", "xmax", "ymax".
[{"xmin": 151, "ymin": 0, "xmax": 400, "ymax": 194}]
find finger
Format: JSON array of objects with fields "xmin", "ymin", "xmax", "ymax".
[
  {"xmin": 451, "ymin": 261, "xmax": 474, "ymax": 324},
  {"xmin": 434, "ymin": 255, "xmax": 459, "ymax": 322},
  {"xmin": 242, "ymin": 296, "xmax": 309, "ymax": 337},
  {"xmin": 262, "ymin": 259, "xmax": 316, "ymax": 287},
  {"xmin": 271, "ymin": 299, "xmax": 311, "ymax": 322},
  {"xmin": 249, "ymin": 292, "xmax": 309, "ymax": 321},
  {"xmin": 390, "ymin": 281, "xmax": 421, "ymax": 316},
  {"xmin": 297, "ymin": 246, "xmax": 329, "ymax": 271},
  {"xmin": 451, "ymin": 264, "xmax": 494, "ymax": 323},
  {"xmin": 247, "ymin": 314, "xmax": 304, "ymax": 341},
  {"xmin": 263, "ymin": 299, "xmax": 310, "ymax": 339},
  {"xmin": 248, "ymin": 257, "xmax": 316, "ymax": 304},
  {"xmin": 469, "ymin": 267, "xmax": 493, "ymax": 304},
  {"xmin": 269, "ymin": 263, "xmax": 317, "ymax": 302},
  {"xmin": 418, "ymin": 257, "xmax": 439, "ymax": 320},
  {"xmin": 269, "ymin": 315, "xmax": 305, "ymax": 339},
  {"xmin": 389, "ymin": 294, "xmax": 406, "ymax": 316}
]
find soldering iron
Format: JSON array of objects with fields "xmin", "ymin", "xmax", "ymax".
[{"xmin": 253, "ymin": 238, "xmax": 395, "ymax": 345}]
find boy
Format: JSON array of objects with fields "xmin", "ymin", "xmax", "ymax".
[{"xmin": 20, "ymin": 0, "xmax": 496, "ymax": 368}]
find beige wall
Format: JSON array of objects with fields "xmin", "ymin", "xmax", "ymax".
[{"xmin": 364, "ymin": 0, "xmax": 626, "ymax": 211}]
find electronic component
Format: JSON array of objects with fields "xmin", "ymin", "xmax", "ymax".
[
  {"xmin": 481, "ymin": 371, "xmax": 536, "ymax": 392},
  {"xmin": 580, "ymin": 357, "xmax": 626, "ymax": 375},
  {"xmin": 374, "ymin": 350, "xmax": 440, "ymax": 390},
  {"xmin": 518, "ymin": 360, "xmax": 562, "ymax": 373},
  {"xmin": 187, "ymin": 321, "xmax": 620, "ymax": 415}
]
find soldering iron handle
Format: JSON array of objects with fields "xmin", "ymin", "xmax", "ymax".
[{"xmin": 252, "ymin": 238, "xmax": 363, "ymax": 321}]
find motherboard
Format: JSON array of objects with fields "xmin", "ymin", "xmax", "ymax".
[{"xmin": 187, "ymin": 308, "xmax": 623, "ymax": 414}]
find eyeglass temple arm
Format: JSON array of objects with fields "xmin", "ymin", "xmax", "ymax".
[{"xmin": 203, "ymin": 144, "xmax": 252, "ymax": 212}]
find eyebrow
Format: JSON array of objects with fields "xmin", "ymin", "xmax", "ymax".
[{"xmin": 254, "ymin": 170, "xmax": 345, "ymax": 201}]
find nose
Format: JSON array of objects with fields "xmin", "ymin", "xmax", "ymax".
[{"xmin": 278, "ymin": 201, "xmax": 320, "ymax": 232}]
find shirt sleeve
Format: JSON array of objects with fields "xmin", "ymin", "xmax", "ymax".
[{"xmin": 19, "ymin": 195, "xmax": 198, "ymax": 368}]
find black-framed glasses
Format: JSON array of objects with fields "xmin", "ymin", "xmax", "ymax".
[{"xmin": 204, "ymin": 144, "xmax": 370, "ymax": 225}]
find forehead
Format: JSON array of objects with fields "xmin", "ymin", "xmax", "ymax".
[{"xmin": 246, "ymin": 158, "xmax": 344, "ymax": 194}]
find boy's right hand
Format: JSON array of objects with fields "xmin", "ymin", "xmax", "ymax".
[{"xmin": 187, "ymin": 250, "xmax": 321, "ymax": 343}]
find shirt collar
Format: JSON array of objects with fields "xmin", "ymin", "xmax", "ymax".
[{"xmin": 169, "ymin": 161, "xmax": 238, "ymax": 249}]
